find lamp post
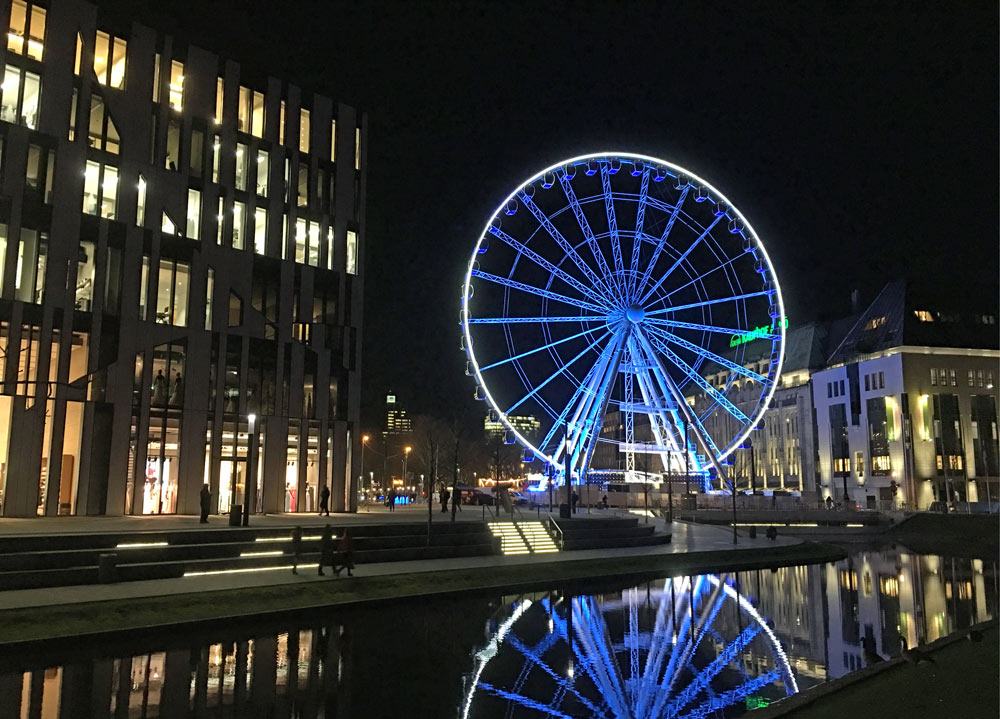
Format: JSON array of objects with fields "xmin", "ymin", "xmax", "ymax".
[
  {"xmin": 361, "ymin": 434, "xmax": 369, "ymax": 503},
  {"xmin": 402, "ymin": 445, "xmax": 412, "ymax": 499},
  {"xmin": 242, "ymin": 413, "xmax": 258, "ymax": 527}
]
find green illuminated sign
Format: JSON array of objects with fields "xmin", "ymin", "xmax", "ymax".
[
  {"xmin": 746, "ymin": 696, "xmax": 772, "ymax": 710},
  {"xmin": 729, "ymin": 317, "xmax": 788, "ymax": 348}
]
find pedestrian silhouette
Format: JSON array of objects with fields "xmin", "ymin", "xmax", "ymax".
[
  {"xmin": 387, "ymin": 488, "xmax": 397, "ymax": 512},
  {"xmin": 319, "ymin": 485, "xmax": 331, "ymax": 516},
  {"xmin": 290, "ymin": 526, "xmax": 303, "ymax": 574},
  {"xmin": 333, "ymin": 529, "xmax": 355, "ymax": 577},
  {"xmin": 199, "ymin": 484, "xmax": 211, "ymax": 523},
  {"xmin": 440, "ymin": 487, "xmax": 450, "ymax": 513},
  {"xmin": 318, "ymin": 525, "xmax": 334, "ymax": 576}
]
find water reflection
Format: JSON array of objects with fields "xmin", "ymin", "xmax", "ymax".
[{"xmin": 1, "ymin": 548, "xmax": 996, "ymax": 718}]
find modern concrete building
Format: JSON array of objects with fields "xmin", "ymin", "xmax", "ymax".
[
  {"xmin": 0, "ymin": 0, "xmax": 366, "ymax": 517},
  {"xmin": 812, "ymin": 282, "xmax": 998, "ymax": 510}
]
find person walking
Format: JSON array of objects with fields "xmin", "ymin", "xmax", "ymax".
[
  {"xmin": 290, "ymin": 526, "xmax": 303, "ymax": 574},
  {"xmin": 199, "ymin": 484, "xmax": 212, "ymax": 523},
  {"xmin": 319, "ymin": 484, "xmax": 331, "ymax": 516},
  {"xmin": 571, "ymin": 490, "xmax": 579, "ymax": 513},
  {"xmin": 333, "ymin": 529, "xmax": 355, "ymax": 577},
  {"xmin": 387, "ymin": 488, "xmax": 397, "ymax": 512},
  {"xmin": 440, "ymin": 487, "xmax": 450, "ymax": 513},
  {"xmin": 318, "ymin": 525, "xmax": 334, "ymax": 575}
]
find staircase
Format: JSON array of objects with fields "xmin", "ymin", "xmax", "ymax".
[
  {"xmin": 488, "ymin": 523, "xmax": 530, "ymax": 555},
  {"xmin": 547, "ymin": 516, "xmax": 670, "ymax": 551},
  {"xmin": 518, "ymin": 521, "xmax": 559, "ymax": 553}
]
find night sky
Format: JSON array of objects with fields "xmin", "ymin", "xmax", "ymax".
[{"xmin": 103, "ymin": 0, "xmax": 999, "ymax": 432}]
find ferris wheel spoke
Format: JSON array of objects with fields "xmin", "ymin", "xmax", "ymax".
[
  {"xmin": 645, "ymin": 317, "xmax": 779, "ymax": 343},
  {"xmin": 663, "ymin": 248, "xmax": 752, "ymax": 300},
  {"xmin": 476, "ymin": 681, "xmax": 576, "ymax": 719},
  {"xmin": 637, "ymin": 214, "xmax": 724, "ymax": 307},
  {"xmin": 480, "ymin": 326, "xmax": 610, "ymax": 371},
  {"xmin": 505, "ymin": 636, "xmax": 610, "ymax": 717},
  {"xmin": 518, "ymin": 191, "xmax": 612, "ymax": 295},
  {"xmin": 505, "ymin": 329, "xmax": 613, "ymax": 415},
  {"xmin": 659, "ymin": 581, "xmax": 728, "ymax": 706},
  {"xmin": 573, "ymin": 334, "xmax": 627, "ymax": 477},
  {"xmin": 674, "ymin": 670, "xmax": 782, "ymax": 719},
  {"xmin": 635, "ymin": 185, "xmax": 689, "ymax": 298},
  {"xmin": 629, "ymin": 169, "xmax": 651, "ymax": 300},
  {"xmin": 470, "ymin": 269, "xmax": 607, "ymax": 313},
  {"xmin": 562, "ymin": 332, "xmax": 625, "ymax": 471},
  {"xmin": 641, "ymin": 330, "xmax": 750, "ymax": 425},
  {"xmin": 487, "ymin": 224, "xmax": 613, "ymax": 308},
  {"xmin": 467, "ymin": 315, "xmax": 609, "ymax": 325},
  {"xmin": 644, "ymin": 324, "xmax": 771, "ymax": 385},
  {"xmin": 572, "ymin": 598, "xmax": 632, "ymax": 717},
  {"xmin": 645, "ymin": 289, "xmax": 774, "ymax": 316},
  {"xmin": 600, "ymin": 164, "xmax": 627, "ymax": 290},
  {"xmin": 557, "ymin": 173, "xmax": 621, "ymax": 303}
]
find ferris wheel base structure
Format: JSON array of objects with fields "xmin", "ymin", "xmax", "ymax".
[{"xmin": 461, "ymin": 152, "xmax": 786, "ymax": 496}]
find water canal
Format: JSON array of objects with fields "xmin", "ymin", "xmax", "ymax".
[{"xmin": 2, "ymin": 546, "xmax": 996, "ymax": 718}]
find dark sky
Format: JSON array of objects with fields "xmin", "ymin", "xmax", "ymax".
[{"xmin": 104, "ymin": 0, "xmax": 999, "ymax": 432}]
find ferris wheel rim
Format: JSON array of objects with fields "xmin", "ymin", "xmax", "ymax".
[{"xmin": 461, "ymin": 151, "xmax": 787, "ymax": 469}]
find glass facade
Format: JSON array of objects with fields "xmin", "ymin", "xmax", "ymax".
[{"xmin": 0, "ymin": 0, "xmax": 366, "ymax": 518}]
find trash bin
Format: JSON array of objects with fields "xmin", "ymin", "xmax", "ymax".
[
  {"xmin": 748, "ymin": 526, "xmax": 758, "ymax": 539},
  {"xmin": 229, "ymin": 505, "xmax": 243, "ymax": 526},
  {"xmin": 559, "ymin": 503, "xmax": 571, "ymax": 519},
  {"xmin": 98, "ymin": 553, "xmax": 118, "ymax": 583}
]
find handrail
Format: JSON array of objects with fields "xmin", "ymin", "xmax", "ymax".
[{"xmin": 546, "ymin": 516, "xmax": 565, "ymax": 550}]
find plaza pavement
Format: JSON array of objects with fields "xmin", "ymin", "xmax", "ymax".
[{"xmin": 0, "ymin": 514, "xmax": 797, "ymax": 611}]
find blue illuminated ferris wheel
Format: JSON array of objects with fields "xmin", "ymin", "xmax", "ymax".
[{"xmin": 461, "ymin": 152, "xmax": 785, "ymax": 487}]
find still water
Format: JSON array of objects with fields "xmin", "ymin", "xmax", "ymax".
[{"xmin": 2, "ymin": 546, "xmax": 996, "ymax": 719}]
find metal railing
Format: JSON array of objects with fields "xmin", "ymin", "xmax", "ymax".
[{"xmin": 545, "ymin": 516, "xmax": 565, "ymax": 550}]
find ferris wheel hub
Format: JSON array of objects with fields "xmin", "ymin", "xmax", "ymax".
[{"xmin": 625, "ymin": 305, "xmax": 645, "ymax": 324}]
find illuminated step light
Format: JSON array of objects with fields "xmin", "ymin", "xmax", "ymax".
[
  {"xmin": 845, "ymin": 523, "xmax": 865, "ymax": 528},
  {"xmin": 733, "ymin": 522, "xmax": 819, "ymax": 528},
  {"xmin": 116, "ymin": 542, "xmax": 168, "ymax": 549},
  {"xmin": 184, "ymin": 563, "xmax": 318, "ymax": 577},
  {"xmin": 240, "ymin": 551, "xmax": 283, "ymax": 557},
  {"xmin": 255, "ymin": 535, "xmax": 321, "ymax": 542}
]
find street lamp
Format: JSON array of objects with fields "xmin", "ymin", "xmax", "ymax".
[
  {"xmin": 242, "ymin": 413, "xmax": 258, "ymax": 527},
  {"xmin": 361, "ymin": 434, "xmax": 369, "ymax": 493},
  {"xmin": 402, "ymin": 446, "xmax": 412, "ymax": 498}
]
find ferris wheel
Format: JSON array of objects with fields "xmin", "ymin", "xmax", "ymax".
[
  {"xmin": 461, "ymin": 575, "xmax": 799, "ymax": 718},
  {"xmin": 460, "ymin": 152, "xmax": 785, "ymax": 487}
]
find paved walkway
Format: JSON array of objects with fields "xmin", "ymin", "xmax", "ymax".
[
  {"xmin": 0, "ymin": 503, "xmax": 651, "ymax": 536},
  {"xmin": 0, "ymin": 520, "xmax": 795, "ymax": 610}
]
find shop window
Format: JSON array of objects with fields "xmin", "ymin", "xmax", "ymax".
[
  {"xmin": 214, "ymin": 77, "xmax": 224, "ymax": 124},
  {"xmin": 235, "ymin": 143, "xmax": 247, "ymax": 190},
  {"xmin": 7, "ymin": 0, "xmax": 45, "ymax": 61},
  {"xmin": 186, "ymin": 188, "xmax": 201, "ymax": 239},
  {"xmin": 0, "ymin": 64, "xmax": 41, "ymax": 128},
  {"xmin": 15, "ymin": 228, "xmax": 46, "ymax": 303},
  {"xmin": 233, "ymin": 201, "xmax": 245, "ymax": 249},
  {"xmin": 154, "ymin": 259, "xmax": 189, "ymax": 326},
  {"xmin": 346, "ymin": 230, "xmax": 358, "ymax": 274},
  {"xmin": 253, "ymin": 207, "xmax": 266, "ymax": 254},
  {"xmin": 82, "ymin": 160, "xmax": 118, "ymax": 219},
  {"xmin": 329, "ymin": 119, "xmax": 336, "ymax": 162},
  {"xmin": 168, "ymin": 60, "xmax": 184, "ymax": 111},
  {"xmin": 299, "ymin": 108, "xmax": 310, "ymax": 153},
  {"xmin": 256, "ymin": 149, "xmax": 269, "ymax": 195},
  {"xmin": 88, "ymin": 94, "xmax": 120, "ymax": 153},
  {"xmin": 94, "ymin": 31, "xmax": 127, "ymax": 89}
]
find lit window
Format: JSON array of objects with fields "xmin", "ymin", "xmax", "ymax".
[
  {"xmin": 215, "ymin": 77, "xmax": 224, "ymax": 124},
  {"xmin": 0, "ymin": 223, "xmax": 6, "ymax": 296},
  {"xmin": 94, "ymin": 31, "xmax": 127, "ymax": 89},
  {"xmin": 211, "ymin": 134, "xmax": 221, "ymax": 183},
  {"xmin": 279, "ymin": 100, "xmax": 286, "ymax": 145},
  {"xmin": 948, "ymin": 369, "xmax": 956, "ymax": 386},
  {"xmin": 253, "ymin": 207, "xmax": 266, "ymax": 254},
  {"xmin": 152, "ymin": 53, "xmax": 161, "ymax": 102},
  {"xmin": 346, "ymin": 230, "xmax": 357, "ymax": 274},
  {"xmin": 329, "ymin": 119, "xmax": 336, "ymax": 162},
  {"xmin": 930, "ymin": 368, "xmax": 937, "ymax": 386},
  {"xmin": 161, "ymin": 211, "xmax": 177, "ymax": 235},
  {"xmin": 154, "ymin": 259, "xmax": 189, "ymax": 326},
  {"xmin": 88, "ymin": 94, "xmax": 120, "ymax": 153},
  {"xmin": 295, "ymin": 218, "xmax": 306, "ymax": 263},
  {"xmin": 168, "ymin": 60, "xmax": 184, "ymax": 111},
  {"xmin": 166, "ymin": 120, "xmax": 180, "ymax": 170},
  {"xmin": 354, "ymin": 127, "xmax": 361, "ymax": 170},
  {"xmin": 7, "ymin": 1, "xmax": 45, "ymax": 61},
  {"xmin": 256, "ymin": 149, "xmax": 269, "ymax": 196},
  {"xmin": 251, "ymin": 90, "xmax": 264, "ymax": 137},
  {"xmin": 308, "ymin": 221, "xmax": 320, "ymax": 267},
  {"xmin": 233, "ymin": 201, "xmax": 245, "ymax": 249},
  {"xmin": 74, "ymin": 33, "xmax": 83, "ymax": 74},
  {"xmin": 977, "ymin": 369, "xmax": 984, "ymax": 388},
  {"xmin": 237, "ymin": 86, "xmax": 250, "ymax": 133},
  {"xmin": 235, "ymin": 143, "xmax": 247, "ymax": 190},
  {"xmin": 326, "ymin": 226, "xmax": 334, "ymax": 270},
  {"xmin": 14, "ymin": 227, "xmax": 46, "ymax": 303},
  {"xmin": 299, "ymin": 108, "xmax": 310, "ymax": 153},
  {"xmin": 82, "ymin": 160, "xmax": 118, "ymax": 219},
  {"xmin": 968, "ymin": 370, "xmax": 974, "ymax": 387},
  {"xmin": 205, "ymin": 266, "xmax": 215, "ymax": 330},
  {"xmin": 68, "ymin": 88, "xmax": 78, "ymax": 140},
  {"xmin": 136, "ymin": 175, "xmax": 147, "ymax": 226},
  {"xmin": 216, "ymin": 197, "xmax": 224, "ymax": 243},
  {"xmin": 913, "ymin": 310, "xmax": 934, "ymax": 322},
  {"xmin": 0, "ymin": 64, "xmax": 41, "ymax": 128},
  {"xmin": 186, "ymin": 188, "xmax": 201, "ymax": 239},
  {"xmin": 864, "ymin": 316, "xmax": 886, "ymax": 331}
]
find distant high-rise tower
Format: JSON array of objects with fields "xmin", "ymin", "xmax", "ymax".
[{"xmin": 384, "ymin": 392, "xmax": 412, "ymax": 436}]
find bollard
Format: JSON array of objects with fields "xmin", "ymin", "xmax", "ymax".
[
  {"xmin": 748, "ymin": 526, "xmax": 757, "ymax": 539},
  {"xmin": 98, "ymin": 553, "xmax": 118, "ymax": 583}
]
